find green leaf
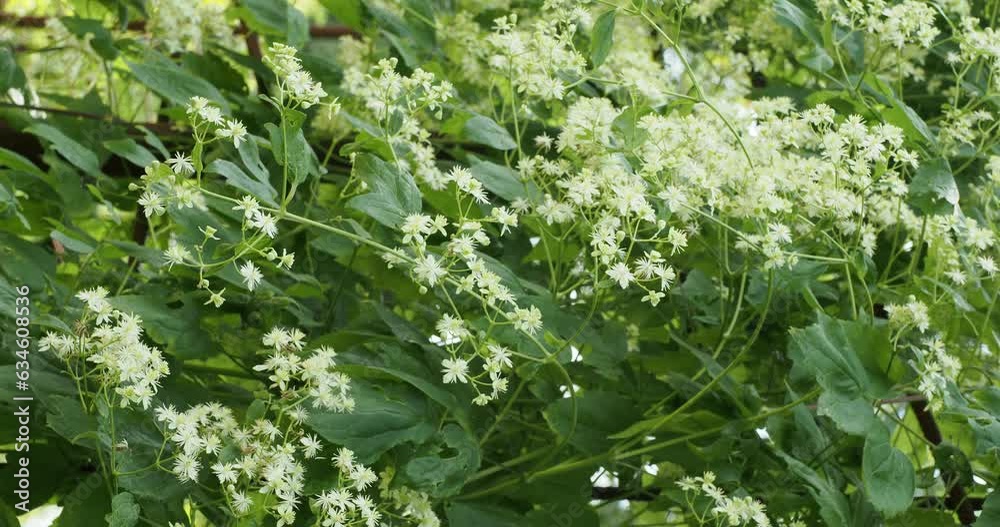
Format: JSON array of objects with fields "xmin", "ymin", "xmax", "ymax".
[
  {"xmin": 205, "ymin": 159, "xmax": 278, "ymax": 206},
  {"xmin": 50, "ymin": 230, "xmax": 95, "ymax": 254},
  {"xmin": 470, "ymin": 160, "xmax": 532, "ymax": 202},
  {"xmin": 56, "ymin": 476, "xmax": 112, "ymax": 527},
  {"xmin": 265, "ymin": 109, "xmax": 315, "ymax": 190},
  {"xmin": 779, "ymin": 452, "xmax": 852, "ymax": 527},
  {"xmin": 464, "ymin": 115, "xmax": 517, "ymax": 151},
  {"xmin": 446, "ymin": 502, "xmax": 522, "ymax": 527},
  {"xmin": 590, "ymin": 10, "xmax": 616, "ymax": 68},
  {"xmin": 108, "ymin": 293, "xmax": 214, "ymax": 359},
  {"xmin": 307, "ymin": 381, "xmax": 435, "ymax": 463},
  {"xmin": 60, "ymin": 17, "xmax": 119, "ymax": 60},
  {"xmin": 0, "ymin": 46, "xmax": 26, "ymax": 92},
  {"xmin": 884, "ymin": 98, "xmax": 935, "ymax": 145},
  {"xmin": 127, "ymin": 52, "xmax": 228, "ymax": 111},
  {"xmin": 887, "ymin": 510, "xmax": 958, "ymax": 527},
  {"xmin": 320, "ymin": 0, "xmax": 363, "ymax": 28},
  {"xmin": 402, "ymin": 424, "xmax": 480, "ymax": 497},
  {"xmin": 237, "ymin": 136, "xmax": 270, "ymax": 184},
  {"xmin": 238, "ymin": 0, "xmax": 310, "ymax": 47},
  {"xmin": 787, "ymin": 314, "xmax": 892, "ymax": 435},
  {"xmin": 106, "ymin": 492, "xmax": 140, "ymax": 527},
  {"xmin": 908, "ymin": 158, "xmax": 958, "ymax": 216},
  {"xmin": 45, "ymin": 395, "xmax": 97, "ymax": 447},
  {"xmin": 103, "ymin": 139, "xmax": 156, "ymax": 167},
  {"xmin": 544, "ymin": 391, "xmax": 640, "ymax": 454},
  {"xmin": 25, "ymin": 124, "xmax": 101, "ymax": 176},
  {"xmin": 774, "ymin": 0, "xmax": 823, "ymax": 45},
  {"xmin": 365, "ymin": 343, "xmax": 471, "ymax": 428},
  {"xmin": 978, "ymin": 490, "xmax": 1000, "ymax": 526},
  {"xmin": 347, "ymin": 153, "xmax": 422, "ymax": 228},
  {"xmin": 0, "ymin": 146, "xmax": 44, "ymax": 176},
  {"xmin": 862, "ymin": 422, "xmax": 914, "ymax": 518}
]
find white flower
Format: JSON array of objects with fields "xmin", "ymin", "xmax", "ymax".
[
  {"xmin": 216, "ymin": 119, "xmax": 248, "ymax": 147},
  {"xmin": 435, "ymin": 314, "xmax": 470, "ymax": 343},
  {"xmin": 233, "ymin": 195, "xmax": 260, "ymax": 219},
  {"xmin": 441, "ymin": 357, "xmax": 469, "ymax": 384},
  {"xmin": 606, "ymin": 262, "xmax": 634, "ymax": 289},
  {"xmin": 978, "ymin": 256, "xmax": 998, "ymax": 277},
  {"xmin": 232, "ymin": 491, "xmax": 253, "ymax": 514},
  {"xmin": 174, "ymin": 453, "xmax": 200, "ymax": 482},
  {"xmin": 138, "ymin": 191, "xmax": 165, "ymax": 217},
  {"xmin": 251, "ymin": 210, "xmax": 278, "ymax": 238},
  {"xmin": 413, "ymin": 254, "xmax": 447, "ymax": 286},
  {"xmin": 487, "ymin": 343, "xmax": 513, "ymax": 369},
  {"xmin": 238, "ymin": 261, "xmax": 263, "ymax": 291},
  {"xmin": 509, "ymin": 305, "xmax": 543, "ymax": 335},
  {"xmin": 167, "ymin": 152, "xmax": 194, "ymax": 175},
  {"xmin": 164, "ymin": 244, "xmax": 192, "ymax": 268},
  {"xmin": 300, "ymin": 434, "xmax": 322, "ymax": 458},
  {"xmin": 642, "ymin": 290, "xmax": 665, "ymax": 306},
  {"xmin": 334, "ymin": 447, "xmax": 355, "ymax": 472}
]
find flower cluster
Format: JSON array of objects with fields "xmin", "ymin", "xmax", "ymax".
[
  {"xmin": 187, "ymin": 96, "xmax": 249, "ymax": 148},
  {"xmin": 265, "ymin": 43, "xmax": 330, "ymax": 109},
  {"xmin": 39, "ymin": 288, "xmax": 169, "ymax": 408},
  {"xmin": 911, "ymin": 336, "xmax": 962, "ymax": 411},
  {"xmin": 486, "ymin": 9, "xmax": 587, "ymax": 101},
  {"xmin": 818, "ymin": 0, "xmax": 940, "ymax": 49},
  {"xmin": 154, "ymin": 400, "xmax": 404, "ymax": 527},
  {"xmin": 147, "ymin": 0, "xmax": 236, "ymax": 53},
  {"xmin": 390, "ymin": 206, "xmax": 529, "ymax": 404},
  {"xmin": 677, "ymin": 472, "xmax": 772, "ymax": 527},
  {"xmin": 254, "ymin": 327, "xmax": 354, "ymax": 412},
  {"xmin": 342, "ymin": 57, "xmax": 454, "ymax": 187}
]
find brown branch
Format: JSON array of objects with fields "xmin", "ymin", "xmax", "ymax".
[
  {"xmin": 591, "ymin": 486, "xmax": 660, "ymax": 501},
  {"xmin": 911, "ymin": 399, "xmax": 979, "ymax": 525},
  {"xmin": 0, "ymin": 13, "xmax": 358, "ymax": 38},
  {"xmin": 591, "ymin": 485, "xmax": 986, "ymax": 510},
  {"xmin": 0, "ymin": 102, "xmax": 173, "ymax": 133},
  {"xmin": 807, "ymin": 393, "xmax": 927, "ymax": 410}
]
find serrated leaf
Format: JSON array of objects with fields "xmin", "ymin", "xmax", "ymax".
[
  {"xmin": 590, "ymin": 10, "xmax": 616, "ymax": 67},
  {"xmin": 403, "ymin": 424, "xmax": 480, "ymax": 497},
  {"xmin": 237, "ymin": 135, "xmax": 270, "ymax": 184},
  {"xmin": 106, "ymin": 492, "xmax": 140, "ymax": 527},
  {"xmin": 863, "ymin": 422, "xmax": 914, "ymax": 518},
  {"xmin": 266, "ymin": 109, "xmax": 315, "ymax": 190},
  {"xmin": 787, "ymin": 315, "xmax": 892, "ymax": 435},
  {"xmin": 347, "ymin": 153, "xmax": 422, "ymax": 228}
]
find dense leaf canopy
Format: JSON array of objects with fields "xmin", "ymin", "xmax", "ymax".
[{"xmin": 1, "ymin": 0, "xmax": 999, "ymax": 526}]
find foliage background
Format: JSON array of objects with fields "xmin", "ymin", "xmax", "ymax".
[{"xmin": 0, "ymin": 0, "xmax": 999, "ymax": 526}]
